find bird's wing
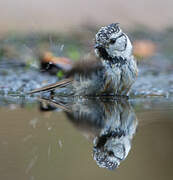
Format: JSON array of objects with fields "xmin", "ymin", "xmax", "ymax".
[{"xmin": 27, "ymin": 78, "xmax": 73, "ymax": 95}]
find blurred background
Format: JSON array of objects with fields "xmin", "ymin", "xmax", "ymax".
[{"xmin": 0, "ymin": 0, "xmax": 173, "ymax": 33}]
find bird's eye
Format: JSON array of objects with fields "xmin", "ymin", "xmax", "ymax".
[
  {"xmin": 108, "ymin": 151, "xmax": 114, "ymax": 156},
  {"xmin": 110, "ymin": 38, "xmax": 116, "ymax": 44}
]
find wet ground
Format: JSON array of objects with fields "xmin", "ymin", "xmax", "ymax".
[
  {"xmin": 0, "ymin": 28, "xmax": 173, "ymax": 180},
  {"xmin": 0, "ymin": 61, "xmax": 172, "ymax": 97}
]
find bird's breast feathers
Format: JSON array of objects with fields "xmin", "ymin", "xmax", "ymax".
[{"xmin": 103, "ymin": 57, "xmax": 137, "ymax": 94}]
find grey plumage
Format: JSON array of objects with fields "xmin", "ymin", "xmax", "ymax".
[{"xmin": 28, "ymin": 23, "xmax": 138, "ymax": 96}]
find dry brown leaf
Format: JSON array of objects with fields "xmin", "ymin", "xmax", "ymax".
[{"xmin": 133, "ymin": 40, "xmax": 156, "ymax": 59}]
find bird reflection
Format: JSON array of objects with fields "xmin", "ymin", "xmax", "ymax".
[{"xmin": 39, "ymin": 97, "xmax": 138, "ymax": 170}]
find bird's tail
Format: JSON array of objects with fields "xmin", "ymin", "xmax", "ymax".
[{"xmin": 27, "ymin": 78, "xmax": 73, "ymax": 95}]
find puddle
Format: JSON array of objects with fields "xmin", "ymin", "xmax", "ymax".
[{"xmin": 0, "ymin": 95, "xmax": 172, "ymax": 180}]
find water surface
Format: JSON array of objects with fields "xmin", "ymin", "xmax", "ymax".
[{"xmin": 0, "ymin": 96, "xmax": 172, "ymax": 180}]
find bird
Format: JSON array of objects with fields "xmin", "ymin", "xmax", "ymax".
[{"xmin": 28, "ymin": 23, "xmax": 138, "ymax": 96}]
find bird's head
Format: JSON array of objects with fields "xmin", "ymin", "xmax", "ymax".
[
  {"xmin": 93, "ymin": 130, "xmax": 131, "ymax": 170},
  {"xmin": 94, "ymin": 23, "xmax": 132, "ymax": 60}
]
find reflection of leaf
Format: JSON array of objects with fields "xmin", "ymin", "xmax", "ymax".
[{"xmin": 56, "ymin": 70, "xmax": 64, "ymax": 78}]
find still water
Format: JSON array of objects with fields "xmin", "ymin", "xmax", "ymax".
[{"xmin": 0, "ymin": 96, "xmax": 172, "ymax": 180}]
